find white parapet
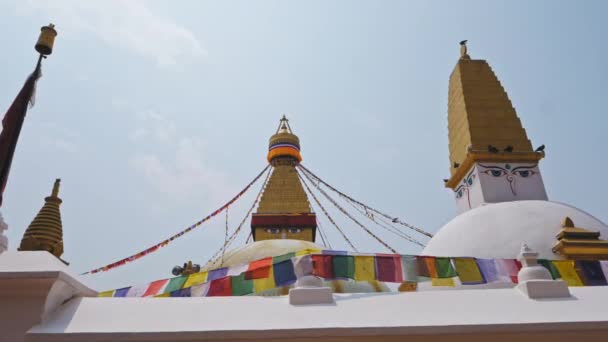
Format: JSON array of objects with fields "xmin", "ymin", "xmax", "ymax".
[{"xmin": 289, "ymin": 275, "xmax": 334, "ymax": 305}]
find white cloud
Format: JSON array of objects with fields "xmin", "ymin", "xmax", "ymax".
[
  {"xmin": 18, "ymin": 0, "xmax": 205, "ymax": 67},
  {"xmin": 129, "ymin": 111, "xmax": 230, "ymax": 203}
]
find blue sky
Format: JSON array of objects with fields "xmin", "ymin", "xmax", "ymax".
[{"xmin": 0, "ymin": 0, "xmax": 606, "ymax": 290}]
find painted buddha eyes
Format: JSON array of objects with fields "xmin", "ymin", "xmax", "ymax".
[
  {"xmin": 513, "ymin": 170, "xmax": 536, "ymax": 178},
  {"xmin": 483, "ymin": 169, "xmax": 506, "ymax": 177},
  {"xmin": 265, "ymin": 228, "xmax": 281, "ymax": 234},
  {"xmin": 264, "ymin": 228, "xmax": 302, "ymax": 234}
]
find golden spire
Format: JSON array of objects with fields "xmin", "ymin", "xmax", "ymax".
[
  {"xmin": 251, "ymin": 117, "xmax": 317, "ymax": 242},
  {"xmin": 19, "ymin": 179, "xmax": 65, "ymax": 260},
  {"xmin": 445, "ymin": 43, "xmax": 542, "ymax": 188}
]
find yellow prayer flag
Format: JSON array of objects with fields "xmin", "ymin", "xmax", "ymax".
[
  {"xmin": 98, "ymin": 290, "xmax": 115, "ymax": 297},
  {"xmin": 553, "ymin": 260, "xmax": 583, "ymax": 286},
  {"xmin": 431, "ymin": 277, "xmax": 456, "ymax": 287},
  {"xmin": 354, "ymin": 256, "xmax": 375, "ymax": 281},
  {"xmin": 154, "ymin": 292, "xmax": 170, "ymax": 298},
  {"xmin": 296, "ymin": 248, "xmax": 321, "ymax": 256},
  {"xmin": 184, "ymin": 271, "xmax": 208, "ymax": 288},
  {"xmin": 453, "ymin": 258, "xmax": 484, "ymax": 284},
  {"xmin": 254, "ymin": 267, "xmax": 276, "ymax": 293}
]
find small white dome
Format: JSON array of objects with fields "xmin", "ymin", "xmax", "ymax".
[{"xmin": 423, "ymin": 201, "xmax": 608, "ymax": 260}]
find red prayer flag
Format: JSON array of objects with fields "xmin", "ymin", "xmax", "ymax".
[
  {"xmin": 143, "ymin": 279, "xmax": 169, "ymax": 297},
  {"xmin": 245, "ymin": 257, "xmax": 272, "ymax": 280},
  {"xmin": 0, "ymin": 67, "xmax": 41, "ymax": 206},
  {"xmin": 312, "ymin": 254, "xmax": 334, "ymax": 279},
  {"xmin": 375, "ymin": 254, "xmax": 403, "ymax": 283},
  {"xmin": 207, "ymin": 276, "xmax": 232, "ymax": 296}
]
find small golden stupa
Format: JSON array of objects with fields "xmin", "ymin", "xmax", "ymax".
[{"xmin": 18, "ymin": 179, "xmax": 66, "ymax": 262}]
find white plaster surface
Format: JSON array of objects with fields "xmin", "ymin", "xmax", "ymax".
[
  {"xmin": 27, "ymin": 286, "xmax": 608, "ymax": 340},
  {"xmin": 423, "ymin": 200, "xmax": 608, "ymax": 259}
]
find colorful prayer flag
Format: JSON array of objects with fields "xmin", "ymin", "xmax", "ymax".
[
  {"xmin": 170, "ymin": 288, "xmax": 191, "ymax": 297},
  {"xmin": 114, "ymin": 287, "xmax": 131, "ymax": 298},
  {"xmin": 184, "ymin": 272, "xmax": 208, "ymax": 288},
  {"xmin": 495, "ymin": 259, "xmax": 520, "ymax": 283},
  {"xmin": 245, "ymin": 257, "xmax": 272, "ymax": 280},
  {"xmin": 273, "ymin": 252, "xmax": 296, "ymax": 264},
  {"xmin": 190, "ymin": 282, "xmax": 210, "ymax": 297},
  {"xmin": 231, "ymin": 274, "xmax": 254, "ymax": 296},
  {"xmin": 401, "ymin": 255, "xmax": 418, "ymax": 282},
  {"xmin": 208, "ymin": 276, "xmax": 232, "ymax": 296},
  {"xmin": 575, "ymin": 260, "xmax": 607, "ymax": 286},
  {"xmin": 208, "ymin": 267, "xmax": 228, "ymax": 282},
  {"xmin": 164, "ymin": 276, "xmax": 188, "ymax": 293},
  {"xmin": 98, "ymin": 290, "xmax": 115, "ymax": 297},
  {"xmin": 332, "ymin": 255, "xmax": 355, "ymax": 279},
  {"xmin": 312, "ymin": 254, "xmax": 334, "ymax": 279},
  {"xmin": 375, "ymin": 254, "xmax": 403, "ymax": 283},
  {"xmin": 453, "ymin": 258, "xmax": 485, "ymax": 284},
  {"xmin": 553, "ymin": 260, "xmax": 583, "ymax": 286},
  {"xmin": 274, "ymin": 260, "xmax": 297, "ymax": 286},
  {"xmin": 354, "ymin": 255, "xmax": 375, "ymax": 281},
  {"xmin": 143, "ymin": 279, "xmax": 169, "ymax": 297},
  {"xmin": 435, "ymin": 257, "xmax": 457, "ymax": 278},
  {"xmin": 254, "ymin": 266, "xmax": 276, "ymax": 293},
  {"xmin": 476, "ymin": 259, "xmax": 499, "ymax": 283}
]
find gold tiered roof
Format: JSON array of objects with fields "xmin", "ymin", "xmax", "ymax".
[
  {"xmin": 257, "ymin": 160, "xmax": 311, "ymax": 213},
  {"xmin": 19, "ymin": 179, "xmax": 65, "ymax": 260},
  {"xmin": 445, "ymin": 46, "xmax": 542, "ymax": 188}
]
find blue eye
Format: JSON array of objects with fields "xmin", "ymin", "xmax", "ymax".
[
  {"xmin": 514, "ymin": 170, "xmax": 535, "ymax": 178},
  {"xmin": 467, "ymin": 177, "xmax": 473, "ymax": 185},
  {"xmin": 491, "ymin": 170, "xmax": 503, "ymax": 177}
]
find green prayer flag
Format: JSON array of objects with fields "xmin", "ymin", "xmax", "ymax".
[
  {"xmin": 273, "ymin": 252, "xmax": 296, "ymax": 264},
  {"xmin": 333, "ymin": 255, "xmax": 355, "ymax": 279},
  {"xmin": 165, "ymin": 276, "xmax": 187, "ymax": 293},
  {"xmin": 231, "ymin": 274, "xmax": 254, "ymax": 296},
  {"xmin": 436, "ymin": 257, "xmax": 457, "ymax": 278},
  {"xmin": 539, "ymin": 259, "xmax": 561, "ymax": 280}
]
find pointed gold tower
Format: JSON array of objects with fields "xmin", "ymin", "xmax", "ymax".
[
  {"xmin": 19, "ymin": 179, "xmax": 65, "ymax": 260},
  {"xmin": 251, "ymin": 117, "xmax": 317, "ymax": 242},
  {"xmin": 445, "ymin": 43, "xmax": 543, "ymax": 189}
]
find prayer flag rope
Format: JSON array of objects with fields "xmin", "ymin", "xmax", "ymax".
[
  {"xmin": 82, "ymin": 165, "xmax": 270, "ymax": 275},
  {"xmin": 98, "ymin": 251, "xmax": 608, "ymax": 298}
]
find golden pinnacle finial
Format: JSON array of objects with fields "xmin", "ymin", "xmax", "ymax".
[
  {"xmin": 35, "ymin": 23, "xmax": 58, "ymax": 55},
  {"xmin": 51, "ymin": 178, "xmax": 60, "ymax": 197}
]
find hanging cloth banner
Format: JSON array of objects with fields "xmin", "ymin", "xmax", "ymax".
[
  {"xmin": 81, "ymin": 165, "xmax": 270, "ymax": 275},
  {"xmin": 99, "ymin": 250, "xmax": 608, "ymax": 298}
]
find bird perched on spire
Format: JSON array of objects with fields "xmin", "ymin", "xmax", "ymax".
[
  {"xmin": 460, "ymin": 40, "xmax": 469, "ymax": 59},
  {"xmin": 504, "ymin": 145, "xmax": 514, "ymax": 152},
  {"xmin": 488, "ymin": 145, "xmax": 499, "ymax": 153},
  {"xmin": 535, "ymin": 144, "xmax": 545, "ymax": 152}
]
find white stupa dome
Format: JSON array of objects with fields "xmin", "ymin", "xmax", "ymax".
[{"xmin": 423, "ymin": 200, "xmax": 608, "ymax": 260}]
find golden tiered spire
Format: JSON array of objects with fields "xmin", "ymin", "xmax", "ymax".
[
  {"xmin": 251, "ymin": 117, "xmax": 317, "ymax": 242},
  {"xmin": 445, "ymin": 43, "xmax": 542, "ymax": 188},
  {"xmin": 552, "ymin": 217, "xmax": 608, "ymax": 260},
  {"xmin": 19, "ymin": 179, "xmax": 65, "ymax": 260}
]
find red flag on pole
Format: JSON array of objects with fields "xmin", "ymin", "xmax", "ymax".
[{"xmin": 0, "ymin": 67, "xmax": 41, "ymax": 206}]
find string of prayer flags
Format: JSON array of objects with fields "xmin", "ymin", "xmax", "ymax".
[
  {"xmin": 99, "ymin": 250, "xmax": 608, "ymax": 298},
  {"xmin": 80, "ymin": 165, "xmax": 270, "ymax": 275}
]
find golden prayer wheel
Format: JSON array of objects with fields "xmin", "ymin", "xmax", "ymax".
[{"xmin": 35, "ymin": 23, "xmax": 57, "ymax": 55}]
